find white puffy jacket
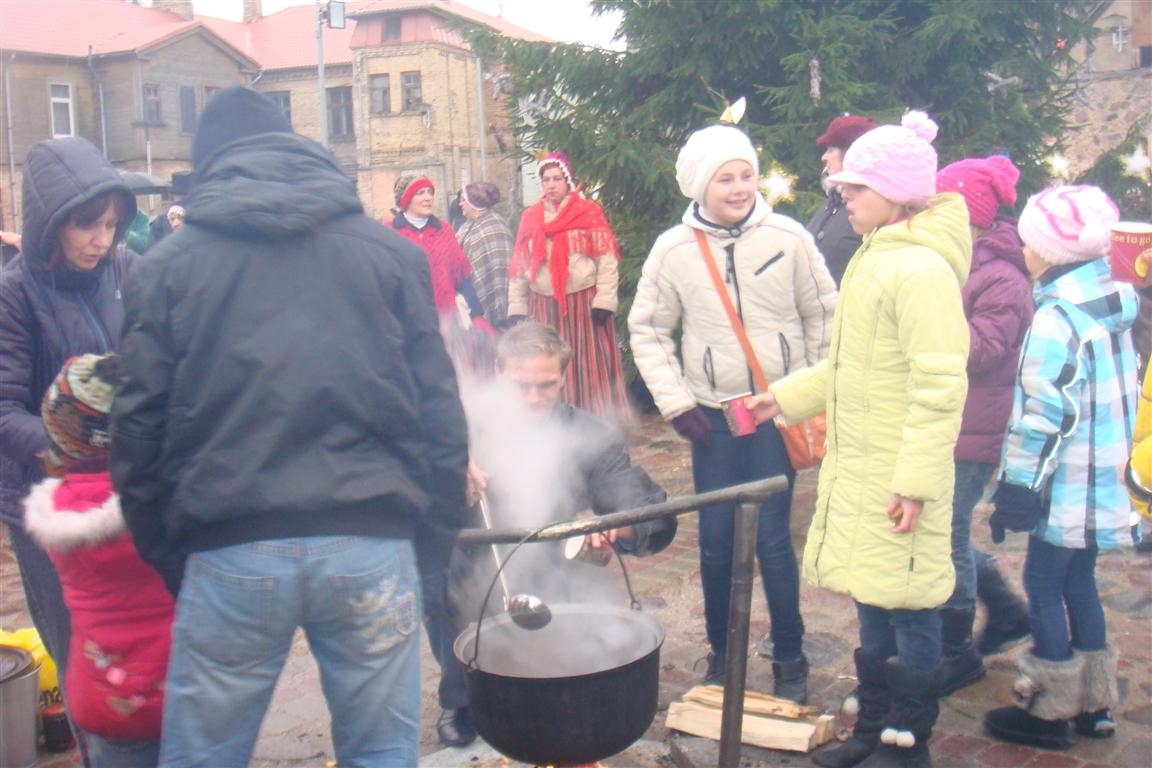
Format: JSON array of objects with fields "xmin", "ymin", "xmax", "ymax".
[{"xmin": 628, "ymin": 198, "xmax": 837, "ymax": 420}]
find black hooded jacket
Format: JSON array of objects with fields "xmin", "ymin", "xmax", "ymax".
[
  {"xmin": 110, "ymin": 132, "xmax": 469, "ymax": 572},
  {"xmin": 0, "ymin": 137, "xmax": 135, "ymax": 525}
]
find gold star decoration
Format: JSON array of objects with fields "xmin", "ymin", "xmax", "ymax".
[{"xmin": 759, "ymin": 163, "xmax": 796, "ymax": 205}]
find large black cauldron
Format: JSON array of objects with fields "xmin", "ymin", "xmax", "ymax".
[{"xmin": 454, "ymin": 603, "xmax": 663, "ymax": 767}]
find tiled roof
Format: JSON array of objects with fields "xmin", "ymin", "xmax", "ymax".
[
  {"xmin": 349, "ymin": 0, "xmax": 549, "ymax": 43},
  {"xmin": 0, "ymin": 0, "xmax": 199, "ymax": 58},
  {"xmin": 199, "ymin": 6, "xmax": 358, "ymax": 71},
  {"xmin": 0, "ymin": 0, "xmax": 548, "ymax": 70}
]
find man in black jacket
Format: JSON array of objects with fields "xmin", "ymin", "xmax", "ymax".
[{"xmin": 111, "ymin": 87, "xmax": 469, "ymax": 767}]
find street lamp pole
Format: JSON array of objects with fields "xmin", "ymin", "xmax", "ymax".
[{"xmin": 316, "ymin": 0, "xmax": 328, "ymax": 148}]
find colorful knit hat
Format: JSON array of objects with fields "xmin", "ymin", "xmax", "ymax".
[
  {"xmin": 675, "ymin": 125, "xmax": 759, "ymax": 204},
  {"xmin": 394, "ymin": 175, "xmax": 434, "ymax": 212},
  {"xmin": 827, "ymin": 110, "xmax": 939, "ymax": 208},
  {"xmin": 815, "ymin": 114, "xmax": 878, "ymax": 150},
  {"xmin": 537, "ymin": 152, "xmax": 574, "ymax": 187},
  {"xmin": 40, "ymin": 354, "xmax": 118, "ymax": 477},
  {"xmin": 936, "ymin": 155, "xmax": 1020, "ymax": 229},
  {"xmin": 1017, "ymin": 185, "xmax": 1119, "ymax": 266},
  {"xmin": 462, "ymin": 181, "xmax": 500, "ymax": 210}
]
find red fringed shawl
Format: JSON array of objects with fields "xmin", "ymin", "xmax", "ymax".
[{"xmin": 512, "ymin": 194, "xmax": 619, "ymax": 315}]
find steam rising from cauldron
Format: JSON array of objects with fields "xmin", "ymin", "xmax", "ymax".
[{"xmin": 456, "ymin": 380, "xmax": 644, "ymax": 674}]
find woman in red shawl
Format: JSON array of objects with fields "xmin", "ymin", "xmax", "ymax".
[
  {"xmin": 391, "ymin": 175, "xmax": 493, "ymax": 382},
  {"xmin": 509, "ymin": 152, "xmax": 630, "ymax": 423}
]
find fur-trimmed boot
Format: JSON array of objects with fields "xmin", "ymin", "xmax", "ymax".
[
  {"xmin": 856, "ymin": 660, "xmax": 938, "ymax": 768},
  {"xmin": 1074, "ymin": 645, "xmax": 1118, "ymax": 739},
  {"xmin": 984, "ymin": 652, "xmax": 1083, "ymax": 750},
  {"xmin": 937, "ymin": 608, "xmax": 986, "ymax": 696},
  {"xmin": 812, "ymin": 649, "xmax": 888, "ymax": 768}
]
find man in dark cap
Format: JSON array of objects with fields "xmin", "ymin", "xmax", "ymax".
[
  {"xmin": 111, "ymin": 86, "xmax": 469, "ymax": 766},
  {"xmin": 807, "ymin": 114, "xmax": 877, "ymax": 286}
]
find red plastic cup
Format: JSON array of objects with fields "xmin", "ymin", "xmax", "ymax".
[
  {"xmin": 1110, "ymin": 222, "xmax": 1152, "ymax": 286},
  {"xmin": 720, "ymin": 393, "xmax": 756, "ymax": 437}
]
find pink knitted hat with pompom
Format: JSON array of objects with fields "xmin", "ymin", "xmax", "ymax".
[
  {"xmin": 936, "ymin": 155, "xmax": 1020, "ymax": 229},
  {"xmin": 827, "ymin": 110, "xmax": 939, "ymax": 207},
  {"xmin": 1017, "ymin": 185, "xmax": 1119, "ymax": 266}
]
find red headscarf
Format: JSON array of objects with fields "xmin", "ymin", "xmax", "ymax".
[{"xmin": 512, "ymin": 192, "xmax": 619, "ymax": 315}]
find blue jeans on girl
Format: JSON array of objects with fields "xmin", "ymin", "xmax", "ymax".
[
  {"xmin": 856, "ymin": 602, "xmax": 942, "ymax": 671},
  {"xmin": 692, "ymin": 407, "xmax": 803, "ymax": 662},
  {"xmin": 1023, "ymin": 536, "xmax": 1106, "ymax": 661}
]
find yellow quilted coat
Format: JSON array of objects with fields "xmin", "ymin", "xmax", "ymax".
[
  {"xmin": 1131, "ymin": 366, "xmax": 1151, "ymax": 520},
  {"xmin": 772, "ymin": 193, "xmax": 971, "ymax": 610}
]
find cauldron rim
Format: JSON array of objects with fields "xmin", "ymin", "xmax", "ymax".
[{"xmin": 453, "ymin": 602, "xmax": 664, "ymax": 679}]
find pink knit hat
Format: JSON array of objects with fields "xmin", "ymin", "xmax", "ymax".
[
  {"xmin": 1017, "ymin": 185, "xmax": 1119, "ymax": 266},
  {"xmin": 936, "ymin": 155, "xmax": 1020, "ymax": 229},
  {"xmin": 827, "ymin": 110, "xmax": 939, "ymax": 207},
  {"xmin": 538, "ymin": 151, "xmax": 575, "ymax": 187}
]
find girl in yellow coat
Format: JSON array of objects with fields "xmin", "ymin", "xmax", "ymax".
[{"xmin": 750, "ymin": 111, "xmax": 970, "ymax": 768}]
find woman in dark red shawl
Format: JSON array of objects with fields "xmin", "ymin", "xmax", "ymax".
[
  {"xmin": 509, "ymin": 152, "xmax": 631, "ymax": 423},
  {"xmin": 391, "ymin": 175, "xmax": 493, "ymax": 383}
]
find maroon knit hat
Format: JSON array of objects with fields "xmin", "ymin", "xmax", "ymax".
[
  {"xmin": 538, "ymin": 151, "xmax": 574, "ymax": 187},
  {"xmin": 816, "ymin": 114, "xmax": 878, "ymax": 149}
]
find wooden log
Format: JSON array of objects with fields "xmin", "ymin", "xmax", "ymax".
[
  {"xmin": 666, "ymin": 701, "xmax": 836, "ymax": 753},
  {"xmin": 682, "ymin": 685, "xmax": 823, "ymax": 719}
]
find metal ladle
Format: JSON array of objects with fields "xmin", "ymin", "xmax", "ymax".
[{"xmin": 477, "ymin": 491, "xmax": 552, "ymax": 630}]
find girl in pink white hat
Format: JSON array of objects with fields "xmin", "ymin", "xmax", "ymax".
[
  {"xmin": 983, "ymin": 185, "xmax": 1138, "ymax": 750},
  {"xmin": 749, "ymin": 111, "xmax": 972, "ymax": 768}
]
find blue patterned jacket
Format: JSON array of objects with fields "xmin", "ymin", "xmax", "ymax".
[{"xmin": 1001, "ymin": 258, "xmax": 1139, "ymax": 549}]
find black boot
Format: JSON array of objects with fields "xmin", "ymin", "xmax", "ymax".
[
  {"xmin": 857, "ymin": 660, "xmax": 938, "ymax": 768},
  {"xmin": 975, "ymin": 563, "xmax": 1030, "ymax": 655},
  {"xmin": 812, "ymin": 649, "xmax": 887, "ymax": 768},
  {"xmin": 984, "ymin": 651, "xmax": 1082, "ymax": 750},
  {"xmin": 437, "ymin": 706, "xmax": 477, "ymax": 747},
  {"xmin": 773, "ymin": 655, "xmax": 809, "ymax": 704},
  {"xmin": 937, "ymin": 608, "xmax": 985, "ymax": 696}
]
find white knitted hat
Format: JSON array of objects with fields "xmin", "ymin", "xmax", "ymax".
[
  {"xmin": 675, "ymin": 125, "xmax": 759, "ymax": 204},
  {"xmin": 1017, "ymin": 185, "xmax": 1119, "ymax": 265}
]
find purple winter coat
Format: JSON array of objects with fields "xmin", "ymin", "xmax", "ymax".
[{"xmin": 955, "ymin": 215, "xmax": 1033, "ymax": 464}]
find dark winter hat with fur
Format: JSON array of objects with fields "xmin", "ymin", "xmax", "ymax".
[
  {"xmin": 462, "ymin": 181, "xmax": 500, "ymax": 210},
  {"xmin": 40, "ymin": 354, "xmax": 118, "ymax": 477},
  {"xmin": 191, "ymin": 87, "xmax": 293, "ymax": 170}
]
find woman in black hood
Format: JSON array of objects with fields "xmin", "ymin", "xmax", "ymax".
[{"xmin": 0, "ymin": 136, "xmax": 135, "ymax": 759}]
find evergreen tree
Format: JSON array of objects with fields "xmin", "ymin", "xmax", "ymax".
[{"xmin": 478, "ymin": 0, "xmax": 1096, "ymax": 261}]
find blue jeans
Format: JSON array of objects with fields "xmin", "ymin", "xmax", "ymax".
[
  {"xmin": 86, "ymin": 736, "xmax": 160, "ymax": 768},
  {"xmin": 693, "ymin": 408, "xmax": 803, "ymax": 662},
  {"xmin": 945, "ymin": 461, "xmax": 995, "ymax": 610},
  {"xmin": 1023, "ymin": 536, "xmax": 1106, "ymax": 661},
  {"xmin": 856, "ymin": 602, "xmax": 942, "ymax": 671},
  {"xmin": 159, "ymin": 537, "xmax": 422, "ymax": 768}
]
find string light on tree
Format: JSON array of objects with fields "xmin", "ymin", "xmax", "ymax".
[
  {"xmin": 1047, "ymin": 153, "xmax": 1071, "ymax": 181},
  {"xmin": 1121, "ymin": 144, "xmax": 1151, "ymax": 181},
  {"xmin": 759, "ymin": 164, "xmax": 797, "ymax": 206}
]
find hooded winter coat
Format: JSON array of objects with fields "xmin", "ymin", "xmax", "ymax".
[
  {"xmin": 110, "ymin": 132, "xmax": 469, "ymax": 575},
  {"xmin": 0, "ymin": 137, "xmax": 135, "ymax": 525},
  {"xmin": 1001, "ymin": 258, "xmax": 1139, "ymax": 550},
  {"xmin": 24, "ymin": 468, "xmax": 173, "ymax": 741},
  {"xmin": 955, "ymin": 216, "xmax": 1034, "ymax": 464},
  {"xmin": 629, "ymin": 197, "xmax": 837, "ymax": 419},
  {"xmin": 771, "ymin": 193, "xmax": 972, "ymax": 610}
]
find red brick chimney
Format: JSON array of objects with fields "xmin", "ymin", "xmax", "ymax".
[
  {"xmin": 242, "ymin": 0, "xmax": 264, "ymax": 23},
  {"xmin": 152, "ymin": 0, "xmax": 193, "ymax": 21}
]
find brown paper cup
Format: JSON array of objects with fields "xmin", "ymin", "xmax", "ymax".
[{"xmin": 1110, "ymin": 222, "xmax": 1152, "ymax": 286}]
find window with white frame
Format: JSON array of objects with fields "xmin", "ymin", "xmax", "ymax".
[
  {"xmin": 142, "ymin": 83, "xmax": 162, "ymax": 124},
  {"xmin": 49, "ymin": 83, "xmax": 74, "ymax": 137},
  {"xmin": 401, "ymin": 71, "xmax": 422, "ymax": 112},
  {"xmin": 328, "ymin": 86, "xmax": 354, "ymax": 139},
  {"xmin": 370, "ymin": 74, "xmax": 391, "ymax": 114}
]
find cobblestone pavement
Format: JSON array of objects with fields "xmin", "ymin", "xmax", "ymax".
[{"xmin": 3, "ymin": 413, "xmax": 1150, "ymax": 767}]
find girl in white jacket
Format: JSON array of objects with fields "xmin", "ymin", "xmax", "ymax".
[{"xmin": 628, "ymin": 124, "xmax": 836, "ymax": 702}]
